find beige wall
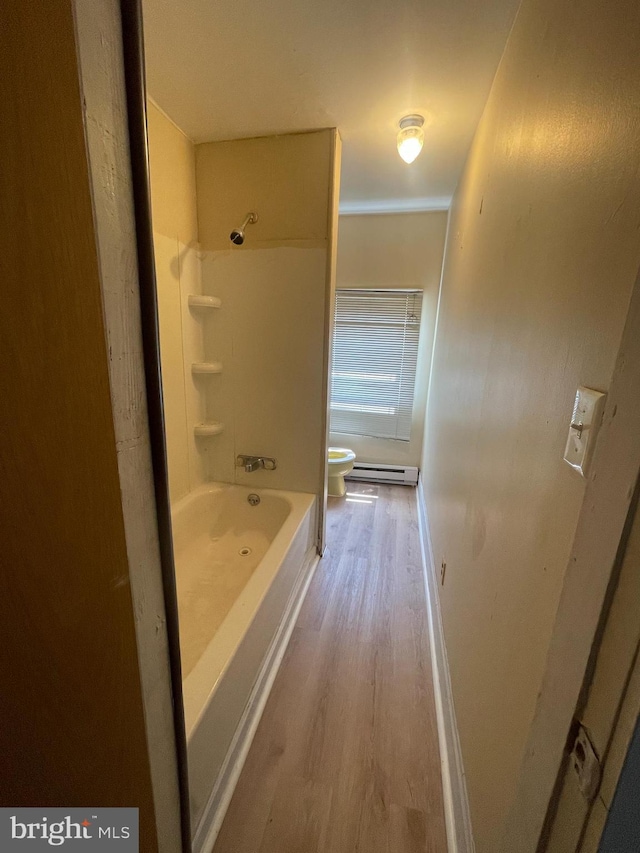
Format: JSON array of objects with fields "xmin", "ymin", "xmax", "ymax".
[
  {"xmin": 148, "ymin": 100, "xmax": 198, "ymax": 244},
  {"xmin": 331, "ymin": 212, "xmax": 447, "ymax": 466},
  {"xmin": 0, "ymin": 1, "xmax": 157, "ymax": 841},
  {"xmin": 196, "ymin": 130, "xmax": 338, "ymax": 499},
  {"xmin": 148, "ymin": 101, "xmax": 206, "ymax": 503},
  {"xmin": 420, "ymin": 0, "xmax": 640, "ymax": 848},
  {"xmin": 196, "ymin": 131, "xmax": 333, "ymax": 251}
]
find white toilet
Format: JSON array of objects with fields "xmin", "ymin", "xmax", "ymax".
[{"xmin": 328, "ymin": 447, "xmax": 356, "ymax": 497}]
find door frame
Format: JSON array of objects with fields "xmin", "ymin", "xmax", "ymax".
[
  {"xmin": 318, "ymin": 131, "xmax": 342, "ymax": 554},
  {"xmin": 542, "ymin": 476, "xmax": 640, "ymax": 849},
  {"xmin": 118, "ymin": 1, "xmax": 192, "ymax": 849}
]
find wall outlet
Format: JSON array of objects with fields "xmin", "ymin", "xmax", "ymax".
[
  {"xmin": 572, "ymin": 724, "xmax": 601, "ymax": 802},
  {"xmin": 441, "ymin": 559, "xmax": 447, "ymax": 585}
]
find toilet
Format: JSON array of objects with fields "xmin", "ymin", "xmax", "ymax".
[{"xmin": 327, "ymin": 447, "xmax": 356, "ymax": 497}]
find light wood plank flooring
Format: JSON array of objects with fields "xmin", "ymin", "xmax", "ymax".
[{"xmin": 213, "ymin": 483, "xmax": 447, "ymax": 852}]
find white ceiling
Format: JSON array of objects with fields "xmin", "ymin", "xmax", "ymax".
[{"xmin": 142, "ymin": 0, "xmax": 521, "ymax": 211}]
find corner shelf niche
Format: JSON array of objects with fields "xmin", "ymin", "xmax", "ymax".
[
  {"xmin": 194, "ymin": 422, "xmax": 224, "ymax": 438},
  {"xmin": 192, "ymin": 361, "xmax": 222, "ymax": 375},
  {"xmin": 189, "ymin": 294, "xmax": 223, "ymax": 438},
  {"xmin": 188, "ymin": 294, "xmax": 221, "ymax": 309}
]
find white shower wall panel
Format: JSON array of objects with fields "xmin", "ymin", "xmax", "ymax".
[
  {"xmin": 155, "ymin": 232, "xmax": 208, "ymax": 502},
  {"xmin": 201, "ymin": 246, "xmax": 328, "ymax": 495}
]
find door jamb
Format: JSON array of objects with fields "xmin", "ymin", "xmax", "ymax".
[{"xmin": 118, "ymin": 2, "xmax": 192, "ymax": 849}]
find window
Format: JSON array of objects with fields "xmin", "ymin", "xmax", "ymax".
[{"xmin": 330, "ymin": 289, "xmax": 423, "ymax": 441}]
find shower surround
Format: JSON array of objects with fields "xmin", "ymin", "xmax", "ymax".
[
  {"xmin": 194, "ymin": 129, "xmax": 339, "ymax": 505},
  {"xmin": 148, "ymin": 109, "xmax": 340, "ymax": 852}
]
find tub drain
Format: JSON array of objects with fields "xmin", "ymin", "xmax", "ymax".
[{"xmin": 239, "ymin": 547, "xmax": 252, "ymax": 557}]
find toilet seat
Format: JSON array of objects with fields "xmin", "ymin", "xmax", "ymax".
[{"xmin": 328, "ymin": 448, "xmax": 356, "ymax": 464}]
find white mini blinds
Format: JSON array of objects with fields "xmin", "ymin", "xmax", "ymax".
[{"xmin": 330, "ymin": 289, "xmax": 423, "ymax": 441}]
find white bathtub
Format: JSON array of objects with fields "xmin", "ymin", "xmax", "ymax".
[{"xmin": 171, "ymin": 483, "xmax": 317, "ymax": 846}]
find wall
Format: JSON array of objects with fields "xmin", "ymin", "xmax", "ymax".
[
  {"xmin": 0, "ymin": 2, "xmax": 158, "ymax": 846},
  {"xmin": 420, "ymin": 0, "xmax": 640, "ymax": 848},
  {"xmin": 331, "ymin": 212, "xmax": 447, "ymax": 467},
  {"xmin": 502, "ymin": 267, "xmax": 640, "ymax": 849},
  {"xmin": 195, "ymin": 130, "xmax": 338, "ymax": 501},
  {"xmin": 148, "ymin": 101, "xmax": 205, "ymax": 503}
]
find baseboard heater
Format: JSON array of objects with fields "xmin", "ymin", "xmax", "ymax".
[{"xmin": 346, "ymin": 462, "xmax": 419, "ymax": 486}]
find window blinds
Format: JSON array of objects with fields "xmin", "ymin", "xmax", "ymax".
[{"xmin": 330, "ymin": 289, "xmax": 423, "ymax": 441}]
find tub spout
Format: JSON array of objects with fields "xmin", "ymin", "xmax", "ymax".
[{"xmin": 236, "ymin": 455, "xmax": 277, "ymax": 472}]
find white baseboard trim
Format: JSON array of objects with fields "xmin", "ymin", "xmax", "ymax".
[
  {"xmin": 194, "ymin": 548, "xmax": 321, "ymax": 853},
  {"xmin": 416, "ymin": 477, "xmax": 475, "ymax": 853}
]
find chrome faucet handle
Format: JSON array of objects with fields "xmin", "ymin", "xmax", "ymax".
[
  {"xmin": 236, "ymin": 455, "xmax": 277, "ymax": 472},
  {"xmin": 236, "ymin": 454, "xmax": 259, "ymax": 471}
]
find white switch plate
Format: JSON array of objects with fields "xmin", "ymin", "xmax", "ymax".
[{"xmin": 563, "ymin": 386, "xmax": 606, "ymax": 477}]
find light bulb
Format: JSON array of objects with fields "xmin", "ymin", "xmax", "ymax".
[{"xmin": 397, "ymin": 115, "xmax": 425, "ymax": 164}]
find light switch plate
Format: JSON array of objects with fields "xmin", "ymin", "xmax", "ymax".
[{"xmin": 563, "ymin": 386, "xmax": 606, "ymax": 477}]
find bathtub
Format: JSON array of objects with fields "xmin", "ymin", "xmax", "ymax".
[{"xmin": 170, "ymin": 482, "xmax": 318, "ymax": 848}]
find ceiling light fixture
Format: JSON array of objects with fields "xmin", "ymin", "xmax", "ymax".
[{"xmin": 397, "ymin": 114, "xmax": 425, "ymax": 164}]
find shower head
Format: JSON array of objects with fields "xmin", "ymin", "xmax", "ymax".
[{"xmin": 230, "ymin": 212, "xmax": 258, "ymax": 246}]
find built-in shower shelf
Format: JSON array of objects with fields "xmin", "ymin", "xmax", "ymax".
[
  {"xmin": 188, "ymin": 295, "xmax": 221, "ymax": 309},
  {"xmin": 194, "ymin": 422, "xmax": 224, "ymax": 437},
  {"xmin": 192, "ymin": 361, "xmax": 223, "ymax": 374}
]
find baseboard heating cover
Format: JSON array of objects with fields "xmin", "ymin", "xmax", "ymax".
[{"xmin": 346, "ymin": 462, "xmax": 419, "ymax": 486}]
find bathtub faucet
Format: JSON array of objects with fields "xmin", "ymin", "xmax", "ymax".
[{"xmin": 236, "ymin": 455, "xmax": 277, "ymax": 473}]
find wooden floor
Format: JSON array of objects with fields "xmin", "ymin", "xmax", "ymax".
[{"xmin": 213, "ymin": 483, "xmax": 447, "ymax": 853}]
